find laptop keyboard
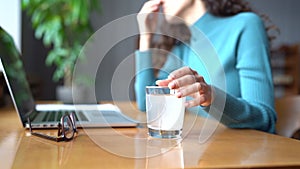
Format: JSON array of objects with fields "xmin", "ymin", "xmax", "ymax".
[{"xmin": 29, "ymin": 110, "xmax": 88, "ymax": 123}]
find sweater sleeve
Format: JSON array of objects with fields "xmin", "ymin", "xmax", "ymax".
[{"xmin": 215, "ymin": 13, "xmax": 277, "ymax": 133}]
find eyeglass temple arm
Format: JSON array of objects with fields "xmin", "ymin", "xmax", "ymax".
[
  {"xmin": 27, "ymin": 117, "xmax": 61, "ymax": 142},
  {"xmin": 31, "ymin": 132, "xmax": 60, "ymax": 142}
]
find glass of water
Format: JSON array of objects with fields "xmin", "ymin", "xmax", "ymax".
[{"xmin": 146, "ymin": 86, "xmax": 186, "ymax": 139}]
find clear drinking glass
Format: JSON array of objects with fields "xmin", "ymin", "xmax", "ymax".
[{"xmin": 146, "ymin": 86, "xmax": 186, "ymax": 139}]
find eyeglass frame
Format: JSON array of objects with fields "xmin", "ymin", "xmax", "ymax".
[{"xmin": 27, "ymin": 112, "xmax": 78, "ymax": 142}]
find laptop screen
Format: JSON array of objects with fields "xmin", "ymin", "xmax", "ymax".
[{"xmin": 0, "ymin": 27, "xmax": 35, "ymax": 126}]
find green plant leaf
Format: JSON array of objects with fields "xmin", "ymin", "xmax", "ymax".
[
  {"xmin": 34, "ymin": 24, "xmax": 46, "ymax": 39},
  {"xmin": 21, "ymin": 0, "xmax": 30, "ymax": 9},
  {"xmin": 21, "ymin": 0, "xmax": 101, "ymax": 82},
  {"xmin": 71, "ymin": 0, "xmax": 80, "ymax": 24},
  {"xmin": 46, "ymin": 48, "xmax": 69, "ymax": 66}
]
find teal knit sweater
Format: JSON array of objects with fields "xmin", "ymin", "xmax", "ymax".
[{"xmin": 134, "ymin": 12, "xmax": 277, "ymax": 133}]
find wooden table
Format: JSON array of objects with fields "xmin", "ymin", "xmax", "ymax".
[{"xmin": 1, "ymin": 101, "xmax": 300, "ymax": 169}]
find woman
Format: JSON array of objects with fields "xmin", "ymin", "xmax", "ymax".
[{"xmin": 135, "ymin": 0, "xmax": 277, "ymax": 133}]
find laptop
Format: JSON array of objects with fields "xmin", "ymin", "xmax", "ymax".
[{"xmin": 0, "ymin": 27, "xmax": 138, "ymax": 129}]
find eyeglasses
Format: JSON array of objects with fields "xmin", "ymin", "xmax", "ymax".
[{"xmin": 27, "ymin": 112, "xmax": 78, "ymax": 142}]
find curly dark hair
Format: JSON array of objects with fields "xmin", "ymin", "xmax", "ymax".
[{"xmin": 202, "ymin": 0, "xmax": 252, "ymax": 16}]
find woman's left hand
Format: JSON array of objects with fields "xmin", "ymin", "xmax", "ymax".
[{"xmin": 156, "ymin": 66, "xmax": 214, "ymax": 108}]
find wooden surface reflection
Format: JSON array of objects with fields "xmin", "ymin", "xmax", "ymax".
[{"xmin": 1, "ymin": 101, "xmax": 300, "ymax": 169}]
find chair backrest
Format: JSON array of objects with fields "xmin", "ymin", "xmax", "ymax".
[{"xmin": 275, "ymin": 96, "xmax": 300, "ymax": 139}]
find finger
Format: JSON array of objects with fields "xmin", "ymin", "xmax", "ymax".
[
  {"xmin": 138, "ymin": 0, "xmax": 161, "ymax": 33},
  {"xmin": 176, "ymin": 82, "xmax": 207, "ymax": 97},
  {"xmin": 168, "ymin": 74, "xmax": 196, "ymax": 89},
  {"xmin": 168, "ymin": 74, "xmax": 205, "ymax": 89},
  {"xmin": 139, "ymin": 0, "xmax": 161, "ymax": 13},
  {"xmin": 185, "ymin": 85, "xmax": 213, "ymax": 107},
  {"xmin": 155, "ymin": 78, "xmax": 172, "ymax": 86},
  {"xmin": 185, "ymin": 95, "xmax": 208, "ymax": 108},
  {"xmin": 168, "ymin": 66, "xmax": 196, "ymax": 80}
]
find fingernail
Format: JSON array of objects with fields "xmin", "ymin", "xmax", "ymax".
[
  {"xmin": 168, "ymin": 74, "xmax": 175, "ymax": 80},
  {"xmin": 175, "ymin": 91, "xmax": 182, "ymax": 98},
  {"xmin": 168, "ymin": 82, "xmax": 174, "ymax": 89}
]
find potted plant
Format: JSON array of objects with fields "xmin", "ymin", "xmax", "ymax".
[{"xmin": 22, "ymin": 0, "xmax": 101, "ymax": 103}]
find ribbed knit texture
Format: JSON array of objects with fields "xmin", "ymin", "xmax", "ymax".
[{"xmin": 134, "ymin": 12, "xmax": 277, "ymax": 133}]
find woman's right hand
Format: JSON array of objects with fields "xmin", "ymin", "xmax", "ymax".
[
  {"xmin": 137, "ymin": 0, "xmax": 162, "ymax": 51},
  {"xmin": 156, "ymin": 66, "xmax": 215, "ymax": 108}
]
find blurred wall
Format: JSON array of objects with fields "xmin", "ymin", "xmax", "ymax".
[
  {"xmin": 248, "ymin": 0, "xmax": 300, "ymax": 48},
  {"xmin": 91, "ymin": 0, "xmax": 144, "ymax": 101}
]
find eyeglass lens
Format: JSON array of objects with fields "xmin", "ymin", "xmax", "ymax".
[
  {"xmin": 28, "ymin": 112, "xmax": 77, "ymax": 142},
  {"xmin": 62, "ymin": 115, "xmax": 75, "ymax": 140}
]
